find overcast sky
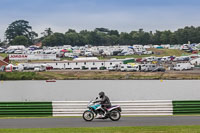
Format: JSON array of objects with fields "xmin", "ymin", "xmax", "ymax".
[{"xmin": 0, "ymin": 0, "xmax": 200, "ymax": 40}]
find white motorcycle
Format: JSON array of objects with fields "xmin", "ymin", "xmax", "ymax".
[{"xmin": 83, "ymin": 98, "xmax": 122, "ymax": 121}]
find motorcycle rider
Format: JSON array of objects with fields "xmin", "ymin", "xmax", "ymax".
[{"xmin": 94, "ymin": 91, "xmax": 111, "ymax": 118}]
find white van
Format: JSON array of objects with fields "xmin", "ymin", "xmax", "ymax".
[
  {"xmin": 138, "ymin": 64, "xmax": 156, "ymax": 72},
  {"xmin": 145, "ymin": 64, "xmax": 157, "ymax": 72},
  {"xmin": 120, "ymin": 64, "xmax": 134, "ymax": 72},
  {"xmin": 14, "ymin": 50, "xmax": 23, "ymax": 54},
  {"xmin": 145, "ymin": 56, "xmax": 158, "ymax": 62},
  {"xmin": 34, "ymin": 65, "xmax": 46, "ymax": 72},
  {"xmin": 161, "ymin": 56, "xmax": 171, "ymax": 62},
  {"xmin": 133, "ymin": 65, "xmax": 140, "ymax": 71},
  {"xmin": 133, "ymin": 64, "xmax": 144, "ymax": 71},
  {"xmin": 174, "ymin": 63, "xmax": 194, "ymax": 71}
]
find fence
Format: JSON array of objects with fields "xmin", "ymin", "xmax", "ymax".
[
  {"xmin": 173, "ymin": 101, "xmax": 200, "ymax": 115},
  {"xmin": 0, "ymin": 102, "xmax": 52, "ymax": 117},
  {"xmin": 0, "ymin": 100, "xmax": 200, "ymax": 117},
  {"xmin": 52, "ymin": 100, "xmax": 173, "ymax": 116}
]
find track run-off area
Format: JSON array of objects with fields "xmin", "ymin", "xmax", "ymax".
[{"xmin": 1, "ymin": 116, "xmax": 200, "ymax": 128}]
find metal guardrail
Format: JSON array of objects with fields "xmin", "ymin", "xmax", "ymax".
[
  {"xmin": 1, "ymin": 100, "xmax": 200, "ymax": 117},
  {"xmin": 52, "ymin": 100, "xmax": 173, "ymax": 116},
  {"xmin": 173, "ymin": 101, "xmax": 200, "ymax": 115},
  {"xmin": 0, "ymin": 102, "xmax": 52, "ymax": 117}
]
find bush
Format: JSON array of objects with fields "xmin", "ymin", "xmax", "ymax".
[{"xmin": 0, "ymin": 72, "xmax": 42, "ymax": 80}]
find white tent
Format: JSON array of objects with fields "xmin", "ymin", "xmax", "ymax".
[
  {"xmin": 190, "ymin": 58, "xmax": 200, "ymax": 65},
  {"xmin": 73, "ymin": 57, "xmax": 99, "ymax": 61},
  {"xmin": 7, "ymin": 45, "xmax": 25, "ymax": 50},
  {"xmin": 6, "ymin": 64, "xmax": 15, "ymax": 68}
]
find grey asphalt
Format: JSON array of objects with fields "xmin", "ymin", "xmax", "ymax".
[{"xmin": 1, "ymin": 116, "xmax": 200, "ymax": 128}]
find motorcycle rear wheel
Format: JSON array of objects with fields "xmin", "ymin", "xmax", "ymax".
[
  {"xmin": 109, "ymin": 110, "xmax": 121, "ymax": 121},
  {"xmin": 83, "ymin": 111, "xmax": 94, "ymax": 121}
]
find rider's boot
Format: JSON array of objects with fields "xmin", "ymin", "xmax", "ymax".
[
  {"xmin": 95, "ymin": 114, "xmax": 102, "ymax": 119},
  {"xmin": 102, "ymin": 109, "xmax": 108, "ymax": 117}
]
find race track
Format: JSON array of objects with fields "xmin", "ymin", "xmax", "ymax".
[{"xmin": 1, "ymin": 116, "xmax": 200, "ymax": 128}]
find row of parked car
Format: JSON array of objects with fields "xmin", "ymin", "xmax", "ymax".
[
  {"xmin": 108, "ymin": 64, "xmax": 166, "ymax": 72},
  {"xmin": 136, "ymin": 56, "xmax": 193, "ymax": 63},
  {"xmin": 0, "ymin": 64, "xmax": 54, "ymax": 72},
  {"xmin": 0, "ymin": 49, "xmax": 24, "ymax": 54},
  {"xmin": 108, "ymin": 62, "xmax": 195, "ymax": 72}
]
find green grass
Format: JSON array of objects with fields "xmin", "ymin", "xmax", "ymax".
[
  {"xmin": 99, "ymin": 55, "xmax": 151, "ymax": 60},
  {"xmin": 99, "ymin": 49, "xmax": 190, "ymax": 60},
  {"xmin": 0, "ymin": 72, "xmax": 46, "ymax": 80},
  {"xmin": 0, "ymin": 126, "xmax": 200, "ymax": 133},
  {"xmin": 1, "ymin": 71, "xmax": 200, "ymax": 80},
  {"xmin": 149, "ymin": 48, "xmax": 189, "ymax": 57},
  {"xmin": 0, "ymin": 53, "xmax": 8, "ymax": 58}
]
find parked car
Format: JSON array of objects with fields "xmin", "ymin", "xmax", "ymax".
[
  {"xmin": 0, "ymin": 49, "xmax": 6, "ymax": 53},
  {"xmin": 161, "ymin": 56, "xmax": 171, "ymax": 62},
  {"xmin": 120, "ymin": 64, "xmax": 134, "ymax": 72},
  {"xmin": 132, "ymin": 65, "xmax": 141, "ymax": 71},
  {"xmin": 145, "ymin": 57, "xmax": 158, "ymax": 62},
  {"xmin": 173, "ymin": 56, "xmax": 190, "ymax": 62},
  {"xmin": 152, "ymin": 66, "xmax": 166, "ymax": 72},
  {"xmin": 141, "ymin": 64, "xmax": 157, "ymax": 72},
  {"xmin": 108, "ymin": 65, "xmax": 120, "ymax": 71},
  {"xmin": 100, "ymin": 66, "xmax": 106, "ymax": 70},
  {"xmin": 174, "ymin": 63, "xmax": 194, "ymax": 71},
  {"xmin": 44, "ymin": 65, "xmax": 53, "ymax": 70},
  {"xmin": 34, "ymin": 65, "xmax": 46, "ymax": 72},
  {"xmin": 108, "ymin": 66, "xmax": 117, "ymax": 71},
  {"xmin": 0, "ymin": 66, "xmax": 5, "ymax": 72},
  {"xmin": 6, "ymin": 49, "xmax": 15, "ymax": 54},
  {"xmin": 14, "ymin": 50, "xmax": 23, "ymax": 54}
]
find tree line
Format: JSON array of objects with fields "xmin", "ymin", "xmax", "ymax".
[{"xmin": 2, "ymin": 20, "xmax": 200, "ymax": 47}]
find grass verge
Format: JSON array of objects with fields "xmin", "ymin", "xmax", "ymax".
[
  {"xmin": 0, "ymin": 126, "xmax": 200, "ymax": 133},
  {"xmin": 0, "ymin": 72, "xmax": 46, "ymax": 80},
  {"xmin": 1, "ymin": 71, "xmax": 200, "ymax": 80},
  {"xmin": 99, "ymin": 48, "xmax": 189, "ymax": 60},
  {"xmin": 0, "ymin": 53, "xmax": 8, "ymax": 58}
]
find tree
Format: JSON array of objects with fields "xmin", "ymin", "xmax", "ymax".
[
  {"xmin": 160, "ymin": 30, "xmax": 172, "ymax": 44},
  {"xmin": 130, "ymin": 31, "xmax": 140, "ymax": 44},
  {"xmin": 107, "ymin": 35, "xmax": 119, "ymax": 45},
  {"xmin": 95, "ymin": 28, "xmax": 110, "ymax": 33},
  {"xmin": 41, "ymin": 28, "xmax": 53, "ymax": 37},
  {"xmin": 65, "ymin": 32, "xmax": 80, "ymax": 46},
  {"xmin": 109, "ymin": 30, "xmax": 119, "ymax": 36},
  {"xmin": 42, "ymin": 33, "xmax": 65, "ymax": 46},
  {"xmin": 5, "ymin": 20, "xmax": 38, "ymax": 45},
  {"xmin": 79, "ymin": 30, "xmax": 90, "ymax": 45},
  {"xmin": 39, "ymin": 26, "xmax": 200, "ymax": 46},
  {"xmin": 88, "ymin": 31, "xmax": 105, "ymax": 46},
  {"xmin": 169, "ymin": 33, "xmax": 177, "ymax": 44},
  {"xmin": 152, "ymin": 31, "xmax": 162, "ymax": 44},
  {"xmin": 66, "ymin": 29, "xmax": 76, "ymax": 34},
  {"xmin": 12, "ymin": 36, "xmax": 28, "ymax": 46},
  {"xmin": 0, "ymin": 40, "xmax": 2, "ymax": 47},
  {"xmin": 119, "ymin": 32, "xmax": 132, "ymax": 45}
]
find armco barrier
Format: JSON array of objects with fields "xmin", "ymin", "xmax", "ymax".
[
  {"xmin": 0, "ymin": 102, "xmax": 52, "ymax": 117},
  {"xmin": 173, "ymin": 101, "xmax": 200, "ymax": 115},
  {"xmin": 52, "ymin": 100, "xmax": 173, "ymax": 116},
  {"xmin": 1, "ymin": 100, "xmax": 200, "ymax": 117}
]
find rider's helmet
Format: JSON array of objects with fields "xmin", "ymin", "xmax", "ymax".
[{"xmin": 99, "ymin": 91, "xmax": 105, "ymax": 98}]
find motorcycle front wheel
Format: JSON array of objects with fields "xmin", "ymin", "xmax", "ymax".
[
  {"xmin": 109, "ymin": 110, "xmax": 121, "ymax": 121},
  {"xmin": 83, "ymin": 110, "xmax": 94, "ymax": 121}
]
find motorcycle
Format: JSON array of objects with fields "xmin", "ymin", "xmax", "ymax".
[{"xmin": 83, "ymin": 98, "xmax": 122, "ymax": 121}]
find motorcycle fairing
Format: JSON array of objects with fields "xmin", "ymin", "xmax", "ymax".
[{"xmin": 107, "ymin": 105, "xmax": 121, "ymax": 111}]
